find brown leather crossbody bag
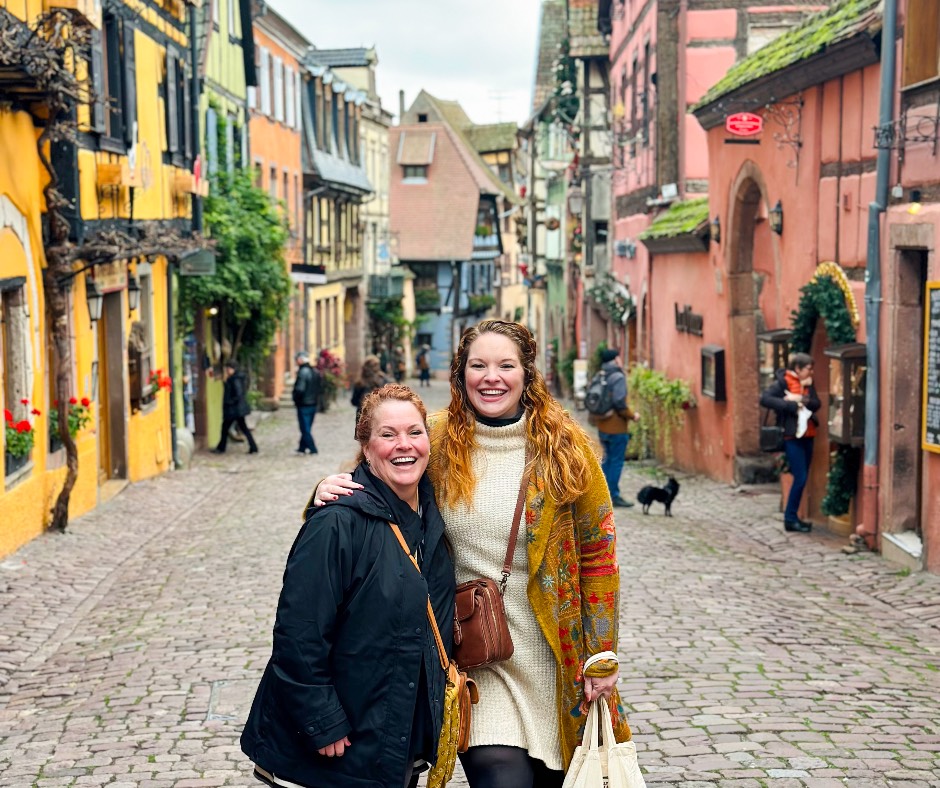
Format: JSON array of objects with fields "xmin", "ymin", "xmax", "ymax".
[{"xmin": 452, "ymin": 465, "xmax": 531, "ymax": 671}]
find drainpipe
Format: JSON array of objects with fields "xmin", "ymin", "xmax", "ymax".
[{"xmin": 859, "ymin": 0, "xmax": 897, "ymax": 547}]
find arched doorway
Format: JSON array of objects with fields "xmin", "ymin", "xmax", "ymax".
[{"xmin": 727, "ymin": 167, "xmax": 773, "ymax": 481}]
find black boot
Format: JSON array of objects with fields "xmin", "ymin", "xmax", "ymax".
[{"xmin": 784, "ymin": 520, "xmax": 811, "ymax": 532}]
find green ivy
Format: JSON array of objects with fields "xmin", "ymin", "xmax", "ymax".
[
  {"xmin": 559, "ymin": 346, "xmax": 576, "ymax": 394},
  {"xmin": 821, "ymin": 444, "xmax": 859, "ymax": 516},
  {"xmin": 588, "ymin": 273, "xmax": 635, "ymax": 326},
  {"xmin": 178, "ymin": 167, "xmax": 291, "ymax": 369},
  {"xmin": 628, "ymin": 365, "xmax": 694, "ymax": 464},
  {"xmin": 789, "ymin": 274, "xmax": 857, "ymax": 353}
]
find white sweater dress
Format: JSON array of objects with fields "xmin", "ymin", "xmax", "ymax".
[{"xmin": 439, "ymin": 417, "xmax": 562, "ymax": 770}]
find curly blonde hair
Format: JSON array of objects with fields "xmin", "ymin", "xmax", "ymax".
[{"xmin": 430, "ymin": 320, "xmax": 592, "ymax": 509}]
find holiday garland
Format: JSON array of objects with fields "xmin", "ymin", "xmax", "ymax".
[
  {"xmin": 790, "ymin": 262, "xmax": 859, "ymax": 352},
  {"xmin": 788, "ymin": 262, "xmax": 861, "ymax": 517}
]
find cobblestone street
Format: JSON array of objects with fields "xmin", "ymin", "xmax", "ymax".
[{"xmin": 2, "ymin": 384, "xmax": 940, "ymax": 787}]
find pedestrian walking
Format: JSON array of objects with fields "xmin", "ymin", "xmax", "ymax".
[
  {"xmin": 351, "ymin": 354, "xmax": 389, "ymax": 431},
  {"xmin": 211, "ymin": 360, "xmax": 258, "ymax": 454},
  {"xmin": 393, "ymin": 345, "xmax": 407, "ymax": 383},
  {"xmin": 416, "ymin": 344, "xmax": 432, "ymax": 387},
  {"xmin": 760, "ymin": 352, "xmax": 821, "ymax": 533},
  {"xmin": 314, "ymin": 319, "xmax": 633, "ymax": 788},
  {"xmin": 292, "ymin": 351, "xmax": 321, "ymax": 455},
  {"xmin": 241, "ymin": 385, "xmax": 456, "ymax": 788},
  {"xmin": 588, "ymin": 348, "xmax": 640, "ymax": 508}
]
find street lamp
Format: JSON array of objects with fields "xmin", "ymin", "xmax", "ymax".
[
  {"xmin": 127, "ymin": 273, "xmax": 141, "ymax": 315},
  {"xmin": 568, "ymin": 185, "xmax": 584, "ymax": 216},
  {"xmin": 769, "ymin": 200, "xmax": 784, "ymax": 235},
  {"xmin": 85, "ymin": 278, "xmax": 104, "ymax": 326}
]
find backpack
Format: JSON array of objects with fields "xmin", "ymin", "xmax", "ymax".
[{"xmin": 584, "ymin": 370, "xmax": 613, "ymax": 416}]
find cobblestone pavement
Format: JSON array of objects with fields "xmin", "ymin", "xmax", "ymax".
[{"xmin": 2, "ymin": 382, "xmax": 940, "ymax": 787}]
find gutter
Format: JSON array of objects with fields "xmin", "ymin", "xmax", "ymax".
[{"xmin": 859, "ymin": 0, "xmax": 897, "ymax": 548}]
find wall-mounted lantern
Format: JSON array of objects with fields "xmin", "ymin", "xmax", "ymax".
[
  {"xmin": 757, "ymin": 328, "xmax": 792, "ymax": 393},
  {"xmin": 710, "ymin": 216, "xmax": 721, "ymax": 245},
  {"xmin": 127, "ymin": 273, "xmax": 141, "ymax": 315},
  {"xmin": 567, "ymin": 185, "xmax": 584, "ymax": 216},
  {"xmin": 85, "ymin": 278, "xmax": 104, "ymax": 326},
  {"xmin": 769, "ymin": 200, "xmax": 784, "ymax": 235},
  {"xmin": 824, "ymin": 343, "xmax": 867, "ymax": 446}
]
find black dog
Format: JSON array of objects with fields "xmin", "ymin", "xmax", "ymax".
[{"xmin": 636, "ymin": 477, "xmax": 680, "ymax": 516}]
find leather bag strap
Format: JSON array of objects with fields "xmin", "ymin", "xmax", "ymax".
[
  {"xmin": 500, "ymin": 460, "xmax": 531, "ymax": 595},
  {"xmin": 388, "ymin": 522, "xmax": 449, "ymax": 672}
]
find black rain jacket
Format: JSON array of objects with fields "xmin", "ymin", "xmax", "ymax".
[
  {"xmin": 293, "ymin": 363, "xmax": 322, "ymax": 408},
  {"xmin": 240, "ymin": 464, "xmax": 455, "ymax": 788},
  {"xmin": 760, "ymin": 368, "xmax": 821, "ymax": 439},
  {"xmin": 223, "ymin": 371, "xmax": 251, "ymax": 419}
]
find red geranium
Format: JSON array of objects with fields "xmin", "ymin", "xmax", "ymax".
[
  {"xmin": 20, "ymin": 398, "xmax": 29, "ymax": 405},
  {"xmin": 69, "ymin": 397, "xmax": 78, "ymax": 405},
  {"xmin": 31, "ymin": 408, "xmax": 41, "ymax": 416},
  {"xmin": 3, "ymin": 409, "xmax": 12, "ymax": 423},
  {"xmin": 16, "ymin": 420, "xmax": 31, "ymax": 433},
  {"xmin": 81, "ymin": 397, "xmax": 90, "ymax": 407}
]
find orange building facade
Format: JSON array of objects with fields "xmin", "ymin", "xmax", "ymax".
[{"xmin": 248, "ymin": 5, "xmax": 307, "ymax": 403}]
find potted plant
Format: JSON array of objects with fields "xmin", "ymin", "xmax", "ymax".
[
  {"xmin": 627, "ymin": 365, "xmax": 694, "ymax": 464},
  {"xmin": 821, "ymin": 445, "xmax": 859, "ymax": 536},
  {"xmin": 4, "ymin": 401, "xmax": 39, "ymax": 477},
  {"xmin": 49, "ymin": 396, "xmax": 92, "ymax": 452}
]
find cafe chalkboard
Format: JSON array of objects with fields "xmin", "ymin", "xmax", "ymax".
[{"xmin": 923, "ymin": 282, "xmax": 940, "ymax": 453}]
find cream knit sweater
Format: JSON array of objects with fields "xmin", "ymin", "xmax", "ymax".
[{"xmin": 440, "ymin": 417, "xmax": 562, "ymax": 770}]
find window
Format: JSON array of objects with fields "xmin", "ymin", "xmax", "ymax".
[
  {"xmin": 254, "ymin": 161, "xmax": 263, "ymax": 188},
  {"xmin": 205, "ymin": 107, "xmax": 218, "ymax": 175},
  {"xmin": 418, "ymin": 113, "xmax": 428, "ymax": 123},
  {"xmin": 285, "ymin": 66, "xmax": 295, "ymax": 128},
  {"xmin": 165, "ymin": 47, "xmax": 193, "ymax": 165},
  {"xmin": 319, "ymin": 197, "xmax": 331, "ymax": 248},
  {"xmin": 295, "ymin": 71, "xmax": 303, "ymax": 131},
  {"xmin": 332, "ymin": 92, "xmax": 340, "ymax": 151},
  {"xmin": 227, "ymin": 0, "xmax": 236, "ymax": 37},
  {"xmin": 225, "ymin": 114, "xmax": 236, "ymax": 173},
  {"xmin": 403, "ymin": 165, "xmax": 428, "ymax": 181},
  {"xmin": 259, "ymin": 48, "xmax": 271, "ymax": 115},
  {"xmin": 269, "ymin": 167, "xmax": 277, "ymax": 200},
  {"xmin": 274, "ymin": 57, "xmax": 284, "ymax": 122},
  {"xmin": 91, "ymin": 14, "xmax": 137, "ymax": 149},
  {"xmin": 283, "ymin": 171, "xmax": 290, "ymax": 215},
  {"xmin": 2, "ymin": 284, "xmax": 30, "ymax": 467},
  {"xmin": 903, "ymin": 0, "xmax": 940, "ymax": 86},
  {"xmin": 294, "ymin": 174, "xmax": 301, "ymax": 231},
  {"xmin": 343, "ymin": 101, "xmax": 351, "ymax": 159},
  {"xmin": 212, "ymin": 0, "xmax": 220, "ymax": 27}
]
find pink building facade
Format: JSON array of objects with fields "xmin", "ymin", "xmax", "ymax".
[{"xmin": 687, "ymin": 0, "xmax": 940, "ymax": 570}]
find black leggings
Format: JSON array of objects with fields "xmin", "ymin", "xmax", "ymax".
[{"xmin": 459, "ymin": 745, "xmax": 564, "ymax": 788}]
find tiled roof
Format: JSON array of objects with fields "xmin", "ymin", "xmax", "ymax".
[
  {"xmin": 307, "ymin": 47, "xmax": 375, "ymax": 68},
  {"xmin": 532, "ymin": 0, "xmax": 567, "ymax": 114},
  {"xmin": 397, "ymin": 130, "xmax": 437, "ymax": 165},
  {"xmin": 464, "ymin": 123, "xmax": 518, "ymax": 153},
  {"xmin": 695, "ymin": 0, "xmax": 881, "ymax": 109},
  {"xmin": 638, "ymin": 198, "xmax": 709, "ymax": 240},
  {"xmin": 390, "ymin": 123, "xmax": 492, "ymax": 262},
  {"xmin": 567, "ymin": 0, "xmax": 608, "ymax": 58}
]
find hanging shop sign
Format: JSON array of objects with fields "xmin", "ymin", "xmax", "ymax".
[
  {"xmin": 93, "ymin": 260, "xmax": 127, "ymax": 293},
  {"xmin": 725, "ymin": 112, "xmax": 763, "ymax": 136}
]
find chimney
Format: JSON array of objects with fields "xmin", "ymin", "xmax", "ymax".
[{"xmin": 399, "ymin": 90, "xmax": 405, "ymax": 122}]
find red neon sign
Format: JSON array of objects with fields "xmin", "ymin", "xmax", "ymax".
[{"xmin": 725, "ymin": 112, "xmax": 763, "ymax": 136}]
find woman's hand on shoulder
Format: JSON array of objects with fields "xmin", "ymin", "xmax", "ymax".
[
  {"xmin": 318, "ymin": 735, "xmax": 351, "ymax": 757},
  {"xmin": 313, "ymin": 473, "xmax": 363, "ymax": 507}
]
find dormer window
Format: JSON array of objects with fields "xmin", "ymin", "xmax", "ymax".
[
  {"xmin": 403, "ymin": 165, "xmax": 428, "ymax": 182},
  {"xmin": 418, "ymin": 113, "xmax": 428, "ymax": 123}
]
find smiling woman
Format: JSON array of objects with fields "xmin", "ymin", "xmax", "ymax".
[{"xmin": 242, "ymin": 384, "xmax": 457, "ymax": 788}]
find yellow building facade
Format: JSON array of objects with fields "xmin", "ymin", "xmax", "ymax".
[{"xmin": 1, "ymin": 0, "xmax": 199, "ymax": 557}]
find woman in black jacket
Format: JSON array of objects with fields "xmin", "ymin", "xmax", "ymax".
[
  {"xmin": 212, "ymin": 360, "xmax": 258, "ymax": 454},
  {"xmin": 760, "ymin": 352, "xmax": 821, "ymax": 533},
  {"xmin": 241, "ymin": 384, "xmax": 455, "ymax": 788}
]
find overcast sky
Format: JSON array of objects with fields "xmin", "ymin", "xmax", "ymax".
[{"xmin": 267, "ymin": 0, "xmax": 544, "ymax": 126}]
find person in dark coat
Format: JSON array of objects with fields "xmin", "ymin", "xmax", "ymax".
[
  {"xmin": 588, "ymin": 348, "xmax": 639, "ymax": 507},
  {"xmin": 212, "ymin": 360, "xmax": 258, "ymax": 454},
  {"xmin": 760, "ymin": 352, "xmax": 821, "ymax": 533},
  {"xmin": 292, "ymin": 351, "xmax": 321, "ymax": 455},
  {"xmin": 241, "ymin": 384, "xmax": 455, "ymax": 788},
  {"xmin": 350, "ymin": 354, "xmax": 389, "ymax": 433}
]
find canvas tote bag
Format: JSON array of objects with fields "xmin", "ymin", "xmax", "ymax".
[{"xmin": 563, "ymin": 699, "xmax": 646, "ymax": 788}]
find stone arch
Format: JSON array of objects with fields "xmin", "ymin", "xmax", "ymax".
[
  {"xmin": 725, "ymin": 162, "xmax": 776, "ymax": 480},
  {"xmin": 0, "ymin": 195, "xmax": 41, "ymax": 404}
]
